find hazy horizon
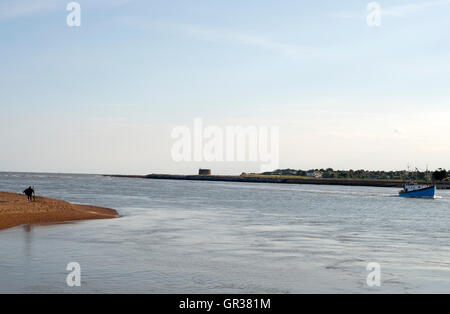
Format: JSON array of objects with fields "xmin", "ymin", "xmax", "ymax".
[{"xmin": 1, "ymin": 0, "xmax": 449, "ymax": 174}]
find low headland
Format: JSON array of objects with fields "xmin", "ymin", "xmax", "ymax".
[
  {"xmin": 107, "ymin": 173, "xmax": 450, "ymax": 189},
  {"xmin": 0, "ymin": 191, "xmax": 119, "ymax": 231}
]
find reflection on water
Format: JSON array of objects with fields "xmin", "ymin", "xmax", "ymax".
[
  {"xmin": 23, "ymin": 225, "xmax": 33, "ymax": 256},
  {"xmin": 0, "ymin": 172, "xmax": 449, "ymax": 293}
]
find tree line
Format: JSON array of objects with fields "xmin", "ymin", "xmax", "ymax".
[{"xmin": 262, "ymin": 168, "xmax": 449, "ymax": 181}]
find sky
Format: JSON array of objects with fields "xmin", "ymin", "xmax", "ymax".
[{"xmin": 0, "ymin": 0, "xmax": 449, "ymax": 174}]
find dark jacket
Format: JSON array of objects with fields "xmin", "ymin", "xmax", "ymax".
[{"xmin": 24, "ymin": 187, "xmax": 34, "ymax": 196}]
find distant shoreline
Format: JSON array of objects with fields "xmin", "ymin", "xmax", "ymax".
[
  {"xmin": 107, "ymin": 174, "xmax": 450, "ymax": 190},
  {"xmin": 0, "ymin": 191, "xmax": 119, "ymax": 231}
]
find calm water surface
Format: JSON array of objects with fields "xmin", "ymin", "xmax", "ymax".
[{"xmin": 0, "ymin": 173, "xmax": 449, "ymax": 293}]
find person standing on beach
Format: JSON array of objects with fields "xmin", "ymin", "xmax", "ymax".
[{"xmin": 23, "ymin": 186, "xmax": 35, "ymax": 202}]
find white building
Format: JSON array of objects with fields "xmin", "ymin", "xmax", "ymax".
[{"xmin": 307, "ymin": 171, "xmax": 323, "ymax": 178}]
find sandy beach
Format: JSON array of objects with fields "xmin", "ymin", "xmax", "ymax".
[{"xmin": 0, "ymin": 191, "xmax": 119, "ymax": 231}]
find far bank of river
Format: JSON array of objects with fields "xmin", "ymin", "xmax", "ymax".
[{"xmin": 107, "ymin": 174, "xmax": 450, "ymax": 190}]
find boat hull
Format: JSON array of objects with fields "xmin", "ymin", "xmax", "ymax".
[{"xmin": 399, "ymin": 186, "xmax": 436, "ymax": 198}]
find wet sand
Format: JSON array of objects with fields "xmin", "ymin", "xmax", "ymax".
[{"xmin": 0, "ymin": 191, "xmax": 119, "ymax": 231}]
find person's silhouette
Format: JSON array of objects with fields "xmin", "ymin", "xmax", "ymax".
[{"xmin": 23, "ymin": 186, "xmax": 35, "ymax": 201}]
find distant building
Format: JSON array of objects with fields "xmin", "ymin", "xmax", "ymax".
[
  {"xmin": 307, "ymin": 171, "xmax": 323, "ymax": 178},
  {"xmin": 198, "ymin": 169, "xmax": 211, "ymax": 176}
]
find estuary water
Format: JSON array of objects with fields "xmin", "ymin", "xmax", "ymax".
[{"xmin": 0, "ymin": 172, "xmax": 449, "ymax": 293}]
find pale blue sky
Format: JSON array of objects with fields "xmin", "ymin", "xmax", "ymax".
[{"xmin": 1, "ymin": 0, "xmax": 449, "ymax": 174}]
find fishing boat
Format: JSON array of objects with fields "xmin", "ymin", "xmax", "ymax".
[{"xmin": 399, "ymin": 183, "xmax": 436, "ymax": 198}]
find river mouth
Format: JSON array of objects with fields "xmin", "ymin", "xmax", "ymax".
[{"xmin": 0, "ymin": 172, "xmax": 449, "ymax": 293}]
